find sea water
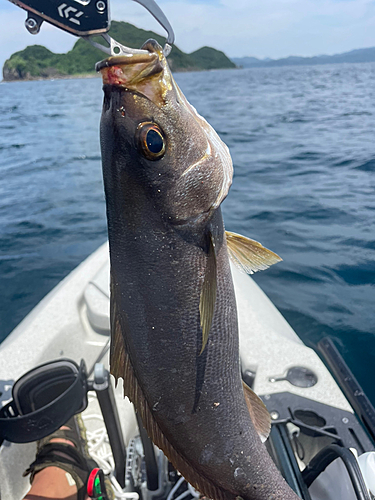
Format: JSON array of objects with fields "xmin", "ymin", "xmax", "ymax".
[{"xmin": 1, "ymin": 63, "xmax": 375, "ymax": 403}]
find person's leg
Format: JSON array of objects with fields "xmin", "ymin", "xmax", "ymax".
[
  {"xmin": 22, "ymin": 417, "xmax": 95, "ymax": 500},
  {"xmin": 23, "ymin": 466, "xmax": 78, "ymax": 500},
  {"xmin": 23, "ymin": 425, "xmax": 79, "ymax": 500}
]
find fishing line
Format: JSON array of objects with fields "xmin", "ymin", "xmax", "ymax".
[{"xmin": 87, "ymin": 338, "xmax": 110, "ymax": 378}]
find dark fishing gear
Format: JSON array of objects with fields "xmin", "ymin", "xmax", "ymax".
[
  {"xmin": 0, "ymin": 358, "xmax": 126, "ymax": 493},
  {"xmin": 6, "ymin": 0, "xmax": 175, "ymax": 56}
]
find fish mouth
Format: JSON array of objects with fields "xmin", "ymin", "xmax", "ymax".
[
  {"xmin": 97, "ymin": 39, "xmax": 173, "ymax": 106},
  {"xmin": 96, "ymin": 51, "xmax": 160, "ymax": 80}
]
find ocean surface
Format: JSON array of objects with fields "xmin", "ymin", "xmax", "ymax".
[{"xmin": 1, "ymin": 62, "xmax": 375, "ymax": 404}]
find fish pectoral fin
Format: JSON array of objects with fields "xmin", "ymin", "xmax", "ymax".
[
  {"xmin": 242, "ymin": 381, "xmax": 271, "ymax": 443},
  {"xmin": 225, "ymin": 231, "xmax": 282, "ymax": 275},
  {"xmin": 199, "ymin": 233, "xmax": 217, "ymax": 355}
]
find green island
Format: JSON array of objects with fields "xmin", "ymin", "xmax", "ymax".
[{"xmin": 3, "ymin": 21, "xmax": 235, "ymax": 81}]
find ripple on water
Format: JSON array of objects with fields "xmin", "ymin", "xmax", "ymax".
[{"xmin": 354, "ymin": 159, "xmax": 375, "ymax": 172}]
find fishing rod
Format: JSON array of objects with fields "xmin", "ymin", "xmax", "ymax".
[{"xmin": 6, "ymin": 0, "xmax": 175, "ymax": 56}]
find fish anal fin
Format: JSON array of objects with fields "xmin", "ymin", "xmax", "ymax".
[
  {"xmin": 242, "ymin": 381, "xmax": 271, "ymax": 443},
  {"xmin": 199, "ymin": 233, "xmax": 217, "ymax": 355},
  {"xmin": 226, "ymin": 231, "xmax": 282, "ymax": 275}
]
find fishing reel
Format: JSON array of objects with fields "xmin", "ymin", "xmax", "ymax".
[
  {"xmin": 10, "ymin": 0, "xmax": 110, "ymax": 37},
  {"xmin": 7, "ymin": 0, "xmax": 175, "ymax": 56}
]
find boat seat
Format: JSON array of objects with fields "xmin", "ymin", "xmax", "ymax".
[{"xmin": 84, "ymin": 261, "xmax": 110, "ymax": 334}]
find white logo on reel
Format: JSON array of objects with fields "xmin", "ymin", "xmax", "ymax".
[{"xmin": 57, "ymin": 3, "xmax": 84, "ymax": 25}]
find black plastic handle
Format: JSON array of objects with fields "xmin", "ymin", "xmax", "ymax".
[{"xmin": 0, "ymin": 359, "xmax": 88, "ymax": 444}]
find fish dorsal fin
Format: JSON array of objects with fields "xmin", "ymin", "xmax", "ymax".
[
  {"xmin": 226, "ymin": 231, "xmax": 282, "ymax": 274},
  {"xmin": 109, "ymin": 271, "xmax": 127, "ymax": 385},
  {"xmin": 199, "ymin": 233, "xmax": 217, "ymax": 355},
  {"xmin": 242, "ymin": 381, "xmax": 271, "ymax": 443}
]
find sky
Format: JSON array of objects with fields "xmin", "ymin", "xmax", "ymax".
[{"xmin": 1, "ymin": 0, "xmax": 375, "ymax": 70}]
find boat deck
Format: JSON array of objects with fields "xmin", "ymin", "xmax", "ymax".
[{"xmin": 0, "ymin": 243, "xmax": 352, "ymax": 500}]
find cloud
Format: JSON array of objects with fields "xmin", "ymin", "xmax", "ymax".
[
  {"xmin": 104, "ymin": 0, "xmax": 375, "ymax": 58},
  {"xmin": 1, "ymin": 0, "xmax": 375, "ymax": 72},
  {"xmin": 153, "ymin": 0, "xmax": 375, "ymax": 57},
  {"xmin": 0, "ymin": 7, "xmax": 75, "ymax": 70}
]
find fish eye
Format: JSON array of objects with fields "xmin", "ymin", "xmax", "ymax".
[{"xmin": 138, "ymin": 122, "xmax": 166, "ymax": 160}]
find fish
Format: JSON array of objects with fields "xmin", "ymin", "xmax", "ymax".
[{"xmin": 97, "ymin": 39, "xmax": 299, "ymax": 500}]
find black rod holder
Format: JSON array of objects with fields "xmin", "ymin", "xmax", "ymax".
[
  {"xmin": 136, "ymin": 412, "xmax": 159, "ymax": 491},
  {"xmin": 267, "ymin": 425, "xmax": 312, "ymax": 500},
  {"xmin": 318, "ymin": 337, "xmax": 375, "ymax": 444},
  {"xmin": 92, "ymin": 363, "xmax": 127, "ymax": 488}
]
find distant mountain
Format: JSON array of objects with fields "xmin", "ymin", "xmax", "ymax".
[
  {"xmin": 232, "ymin": 47, "xmax": 375, "ymax": 68},
  {"xmin": 3, "ymin": 21, "xmax": 235, "ymax": 81}
]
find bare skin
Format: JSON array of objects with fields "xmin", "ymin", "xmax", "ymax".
[{"xmin": 23, "ymin": 427, "xmax": 84, "ymax": 500}]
